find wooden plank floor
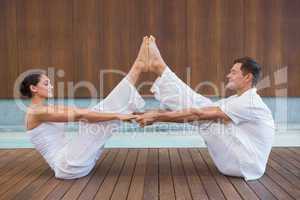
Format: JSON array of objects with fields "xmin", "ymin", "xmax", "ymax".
[{"xmin": 0, "ymin": 148, "xmax": 300, "ymax": 200}]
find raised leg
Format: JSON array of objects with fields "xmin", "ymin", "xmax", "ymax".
[
  {"xmin": 53, "ymin": 38, "xmax": 149, "ymax": 179},
  {"xmin": 148, "ymin": 36, "xmax": 213, "ymax": 111}
]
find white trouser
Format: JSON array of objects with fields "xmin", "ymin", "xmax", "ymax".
[
  {"xmin": 150, "ymin": 67, "xmax": 243, "ymax": 177},
  {"xmin": 150, "ymin": 67, "xmax": 213, "ymax": 110},
  {"xmin": 150, "ymin": 66, "xmax": 217, "ymax": 131},
  {"xmin": 54, "ymin": 77, "xmax": 145, "ymax": 179}
]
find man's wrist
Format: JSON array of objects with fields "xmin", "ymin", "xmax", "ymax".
[
  {"xmin": 154, "ymin": 112, "xmax": 166, "ymax": 122},
  {"xmin": 115, "ymin": 114, "xmax": 121, "ymax": 120}
]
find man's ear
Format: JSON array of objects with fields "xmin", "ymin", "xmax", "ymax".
[{"xmin": 244, "ymin": 73, "xmax": 253, "ymax": 84}]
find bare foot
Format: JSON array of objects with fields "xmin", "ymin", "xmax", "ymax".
[
  {"xmin": 127, "ymin": 36, "xmax": 149, "ymax": 85},
  {"xmin": 133, "ymin": 36, "xmax": 149, "ymax": 72},
  {"xmin": 148, "ymin": 35, "xmax": 167, "ymax": 75}
]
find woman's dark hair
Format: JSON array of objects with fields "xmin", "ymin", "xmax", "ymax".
[
  {"xmin": 234, "ymin": 57, "xmax": 261, "ymax": 86},
  {"xmin": 19, "ymin": 73, "xmax": 44, "ymax": 98}
]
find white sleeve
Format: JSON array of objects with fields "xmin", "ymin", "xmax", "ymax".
[{"xmin": 215, "ymin": 97, "xmax": 257, "ymax": 124}]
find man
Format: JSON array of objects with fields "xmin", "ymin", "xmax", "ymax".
[{"xmin": 136, "ymin": 36, "xmax": 275, "ymax": 180}]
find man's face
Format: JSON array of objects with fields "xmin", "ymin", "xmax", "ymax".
[{"xmin": 226, "ymin": 63, "xmax": 250, "ymax": 91}]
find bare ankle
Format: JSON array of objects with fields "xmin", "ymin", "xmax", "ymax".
[
  {"xmin": 151, "ymin": 59, "xmax": 166, "ymax": 76},
  {"xmin": 133, "ymin": 61, "xmax": 144, "ymax": 72},
  {"xmin": 155, "ymin": 63, "xmax": 166, "ymax": 76},
  {"xmin": 127, "ymin": 63, "xmax": 144, "ymax": 85}
]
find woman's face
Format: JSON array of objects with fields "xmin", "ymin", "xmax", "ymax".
[{"xmin": 31, "ymin": 75, "xmax": 53, "ymax": 98}]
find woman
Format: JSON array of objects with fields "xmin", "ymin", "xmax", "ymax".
[{"xmin": 20, "ymin": 37, "xmax": 149, "ymax": 179}]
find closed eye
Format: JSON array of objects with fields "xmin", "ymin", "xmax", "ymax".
[{"xmin": 43, "ymin": 80, "xmax": 50, "ymax": 86}]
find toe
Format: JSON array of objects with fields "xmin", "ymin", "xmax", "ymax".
[
  {"xmin": 150, "ymin": 35, "xmax": 156, "ymax": 42},
  {"xmin": 149, "ymin": 35, "xmax": 153, "ymax": 43},
  {"xmin": 143, "ymin": 36, "xmax": 147, "ymax": 42}
]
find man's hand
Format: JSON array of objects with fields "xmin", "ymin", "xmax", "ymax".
[{"xmin": 135, "ymin": 110, "xmax": 161, "ymax": 127}]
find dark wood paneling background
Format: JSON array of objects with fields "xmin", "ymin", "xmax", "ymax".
[{"xmin": 0, "ymin": 0, "xmax": 299, "ymax": 98}]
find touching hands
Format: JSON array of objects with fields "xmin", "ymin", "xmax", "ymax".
[
  {"xmin": 135, "ymin": 112, "xmax": 157, "ymax": 127},
  {"xmin": 134, "ymin": 109, "xmax": 166, "ymax": 127},
  {"xmin": 116, "ymin": 111, "xmax": 160, "ymax": 127}
]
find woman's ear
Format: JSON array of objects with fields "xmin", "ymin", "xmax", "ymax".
[{"xmin": 30, "ymin": 85, "xmax": 38, "ymax": 94}]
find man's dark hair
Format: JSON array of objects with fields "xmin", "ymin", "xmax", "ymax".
[{"xmin": 234, "ymin": 57, "xmax": 261, "ymax": 86}]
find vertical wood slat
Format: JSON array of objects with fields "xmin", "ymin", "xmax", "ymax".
[
  {"xmin": 259, "ymin": 174, "xmax": 295, "ymax": 200},
  {"xmin": 179, "ymin": 149, "xmax": 209, "ymax": 200},
  {"xmin": 110, "ymin": 149, "xmax": 139, "ymax": 200},
  {"xmin": 143, "ymin": 148, "xmax": 159, "ymax": 200},
  {"xmin": 13, "ymin": 168, "xmax": 53, "ymax": 200},
  {"xmin": 158, "ymin": 149, "xmax": 176, "ymax": 200},
  {"xmin": 267, "ymin": 158, "xmax": 300, "ymax": 190},
  {"xmin": 77, "ymin": 149, "xmax": 119, "ymax": 200},
  {"xmin": 93, "ymin": 149, "xmax": 129, "ymax": 199},
  {"xmin": 126, "ymin": 149, "xmax": 148, "ymax": 200},
  {"xmin": 44, "ymin": 150, "xmax": 110, "ymax": 200},
  {"xmin": 200, "ymin": 149, "xmax": 243, "ymax": 200},
  {"xmin": 169, "ymin": 149, "xmax": 193, "ymax": 200},
  {"xmin": 0, "ymin": 0, "xmax": 300, "ymax": 98},
  {"xmin": 0, "ymin": 0, "xmax": 18, "ymax": 98},
  {"xmin": 0, "ymin": 152, "xmax": 44, "ymax": 196},
  {"xmin": 0, "ymin": 149, "xmax": 30, "ymax": 169},
  {"xmin": 0, "ymin": 150, "xmax": 40, "ymax": 185},
  {"xmin": 60, "ymin": 150, "xmax": 110, "ymax": 200},
  {"xmin": 189, "ymin": 148, "xmax": 226, "ymax": 200}
]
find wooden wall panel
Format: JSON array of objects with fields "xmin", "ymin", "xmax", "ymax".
[
  {"xmin": 187, "ymin": 0, "xmax": 244, "ymax": 97},
  {"xmin": 0, "ymin": 0, "xmax": 299, "ymax": 98},
  {"xmin": 15, "ymin": 0, "xmax": 75, "ymax": 98},
  {"xmin": 0, "ymin": 0, "xmax": 18, "ymax": 98},
  {"xmin": 0, "ymin": 1, "xmax": 10, "ymax": 98},
  {"xmin": 282, "ymin": 0, "xmax": 300, "ymax": 96},
  {"xmin": 187, "ymin": 0, "xmax": 220, "ymax": 96},
  {"xmin": 72, "ymin": 0, "xmax": 100, "ymax": 97}
]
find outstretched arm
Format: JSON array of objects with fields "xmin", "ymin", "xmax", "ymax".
[
  {"xmin": 31, "ymin": 106, "xmax": 135, "ymax": 123},
  {"xmin": 135, "ymin": 107, "xmax": 231, "ymax": 127}
]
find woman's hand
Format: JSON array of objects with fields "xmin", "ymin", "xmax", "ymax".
[
  {"xmin": 135, "ymin": 111, "xmax": 159, "ymax": 127},
  {"xmin": 116, "ymin": 114, "xmax": 137, "ymax": 122}
]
